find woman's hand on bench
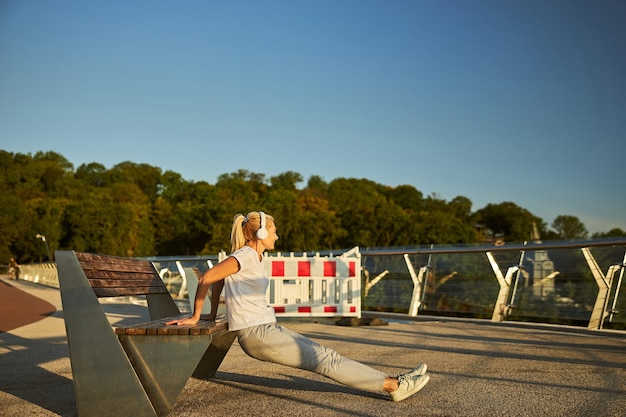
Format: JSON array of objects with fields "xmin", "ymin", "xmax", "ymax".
[{"xmin": 165, "ymin": 315, "xmax": 200, "ymax": 326}]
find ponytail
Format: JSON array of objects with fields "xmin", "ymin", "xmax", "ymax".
[
  {"xmin": 230, "ymin": 214, "xmax": 247, "ymax": 253},
  {"xmin": 230, "ymin": 211, "xmax": 275, "ymax": 253}
]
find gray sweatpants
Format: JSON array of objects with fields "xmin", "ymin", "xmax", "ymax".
[{"xmin": 236, "ymin": 322, "xmax": 388, "ymax": 392}]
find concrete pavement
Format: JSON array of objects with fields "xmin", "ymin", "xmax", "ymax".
[{"xmin": 1, "ymin": 276, "xmax": 625, "ymax": 417}]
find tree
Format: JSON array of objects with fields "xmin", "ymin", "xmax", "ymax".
[
  {"xmin": 32, "ymin": 151, "xmax": 74, "ymax": 195},
  {"xmin": 157, "ymin": 179, "xmax": 220, "ymax": 255},
  {"xmin": 417, "ymin": 194, "xmax": 480, "ymax": 244},
  {"xmin": 293, "ymin": 195, "xmax": 344, "ymax": 251},
  {"xmin": 448, "ymin": 196, "xmax": 473, "ymax": 221},
  {"xmin": 326, "ymin": 178, "xmax": 414, "ymax": 248},
  {"xmin": 551, "ymin": 215, "xmax": 588, "ymax": 240},
  {"xmin": 4, "ymin": 149, "xmax": 624, "ymax": 261},
  {"xmin": 388, "ymin": 184, "xmax": 424, "ymax": 212},
  {"xmin": 108, "ymin": 162, "xmax": 163, "ymax": 202},
  {"xmin": 472, "ymin": 202, "xmax": 546, "ymax": 243},
  {"xmin": 0, "ymin": 193, "xmax": 30, "ymax": 262},
  {"xmin": 592, "ymin": 228, "xmax": 626, "ymax": 238},
  {"xmin": 75, "ymin": 162, "xmax": 108, "ymax": 187},
  {"xmin": 269, "ymin": 171, "xmax": 303, "ymax": 191},
  {"xmin": 304, "ymin": 175, "xmax": 328, "ymax": 199}
]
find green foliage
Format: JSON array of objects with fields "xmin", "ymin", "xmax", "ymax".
[
  {"xmin": 592, "ymin": 228, "xmax": 626, "ymax": 238},
  {"xmin": 551, "ymin": 215, "xmax": 589, "ymax": 240},
  {"xmin": 472, "ymin": 201, "xmax": 547, "ymax": 242},
  {"xmin": 0, "ymin": 150, "xmax": 615, "ymax": 263}
]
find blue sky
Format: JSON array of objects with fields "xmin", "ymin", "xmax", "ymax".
[{"xmin": 1, "ymin": 0, "xmax": 625, "ymax": 234}]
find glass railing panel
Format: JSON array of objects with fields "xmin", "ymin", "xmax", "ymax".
[{"xmin": 361, "ymin": 240, "xmax": 626, "ymax": 329}]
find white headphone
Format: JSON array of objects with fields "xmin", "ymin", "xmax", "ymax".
[{"xmin": 256, "ymin": 211, "xmax": 268, "ymax": 239}]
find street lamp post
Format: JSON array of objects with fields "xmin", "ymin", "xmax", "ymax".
[{"xmin": 36, "ymin": 234, "xmax": 52, "ymax": 261}]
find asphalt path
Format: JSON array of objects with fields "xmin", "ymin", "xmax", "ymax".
[{"xmin": 1, "ymin": 277, "xmax": 625, "ymax": 417}]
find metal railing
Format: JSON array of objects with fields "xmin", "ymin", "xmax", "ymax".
[
  {"xmin": 14, "ymin": 237, "xmax": 626, "ymax": 331},
  {"xmin": 360, "ymin": 238, "xmax": 626, "ymax": 330}
]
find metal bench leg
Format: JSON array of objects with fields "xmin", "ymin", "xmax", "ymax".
[
  {"xmin": 118, "ymin": 334, "xmax": 215, "ymax": 417},
  {"xmin": 192, "ymin": 331, "xmax": 237, "ymax": 378}
]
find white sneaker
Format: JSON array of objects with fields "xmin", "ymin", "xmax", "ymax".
[
  {"xmin": 389, "ymin": 372, "xmax": 430, "ymax": 402},
  {"xmin": 400, "ymin": 363, "xmax": 427, "ymax": 379}
]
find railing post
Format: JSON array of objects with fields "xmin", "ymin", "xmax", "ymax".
[
  {"xmin": 487, "ymin": 252, "xmax": 518, "ymax": 322},
  {"xmin": 582, "ymin": 248, "xmax": 622, "ymax": 329},
  {"xmin": 404, "ymin": 254, "xmax": 426, "ymax": 317},
  {"xmin": 363, "ymin": 270, "xmax": 389, "ymax": 297},
  {"xmin": 608, "ymin": 254, "xmax": 626, "ymax": 323}
]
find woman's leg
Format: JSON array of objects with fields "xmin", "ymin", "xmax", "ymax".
[{"xmin": 237, "ymin": 323, "xmax": 387, "ymax": 392}]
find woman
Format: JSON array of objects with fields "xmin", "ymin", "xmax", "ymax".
[{"xmin": 167, "ymin": 211, "xmax": 429, "ymax": 402}]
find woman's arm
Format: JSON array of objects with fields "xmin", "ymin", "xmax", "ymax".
[
  {"xmin": 166, "ymin": 256, "xmax": 239, "ymax": 325},
  {"xmin": 204, "ymin": 279, "xmax": 225, "ymax": 320}
]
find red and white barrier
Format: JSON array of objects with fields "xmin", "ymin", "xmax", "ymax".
[{"xmin": 263, "ymin": 247, "xmax": 361, "ymax": 318}]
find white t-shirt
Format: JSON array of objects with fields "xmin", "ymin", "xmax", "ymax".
[{"xmin": 224, "ymin": 246, "xmax": 276, "ymax": 331}]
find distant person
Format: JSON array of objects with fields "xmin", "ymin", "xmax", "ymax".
[
  {"xmin": 8, "ymin": 257, "xmax": 19, "ymax": 280},
  {"xmin": 167, "ymin": 211, "xmax": 430, "ymax": 402}
]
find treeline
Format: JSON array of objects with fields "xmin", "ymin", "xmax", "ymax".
[{"xmin": 1, "ymin": 150, "xmax": 624, "ymax": 263}]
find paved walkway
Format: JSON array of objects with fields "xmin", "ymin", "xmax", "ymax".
[{"xmin": 1, "ymin": 277, "xmax": 625, "ymax": 417}]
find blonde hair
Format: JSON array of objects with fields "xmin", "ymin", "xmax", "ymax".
[{"xmin": 230, "ymin": 211, "xmax": 275, "ymax": 253}]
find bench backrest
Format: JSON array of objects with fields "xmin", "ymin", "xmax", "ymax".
[
  {"xmin": 75, "ymin": 252, "xmax": 168, "ymax": 298},
  {"xmin": 55, "ymin": 251, "xmax": 181, "ymax": 320}
]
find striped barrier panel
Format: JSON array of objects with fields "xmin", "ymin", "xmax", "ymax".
[{"xmin": 263, "ymin": 247, "xmax": 361, "ymax": 318}]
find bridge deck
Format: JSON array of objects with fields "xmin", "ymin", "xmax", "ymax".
[{"xmin": 1, "ymin": 277, "xmax": 625, "ymax": 417}]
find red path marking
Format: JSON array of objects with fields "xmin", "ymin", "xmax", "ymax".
[{"xmin": 0, "ymin": 280, "xmax": 57, "ymax": 332}]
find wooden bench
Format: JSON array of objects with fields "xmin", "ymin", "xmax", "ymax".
[{"xmin": 56, "ymin": 250, "xmax": 235, "ymax": 417}]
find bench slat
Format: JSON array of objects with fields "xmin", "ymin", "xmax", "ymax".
[
  {"xmin": 77, "ymin": 253, "xmax": 154, "ymax": 269},
  {"xmin": 93, "ymin": 287, "xmax": 169, "ymax": 297},
  {"xmin": 83, "ymin": 268, "xmax": 158, "ymax": 280},
  {"xmin": 87, "ymin": 276, "xmax": 164, "ymax": 287},
  {"xmin": 80, "ymin": 261, "xmax": 155, "ymax": 274},
  {"xmin": 73, "ymin": 252, "xmax": 171, "ymax": 297},
  {"xmin": 114, "ymin": 315, "xmax": 229, "ymax": 336}
]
